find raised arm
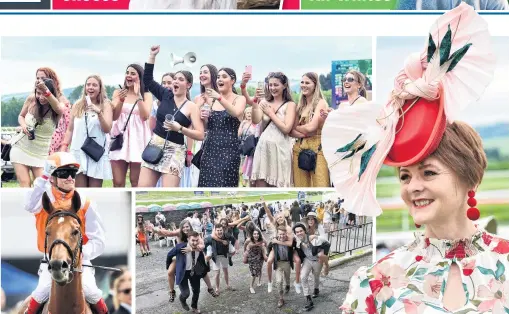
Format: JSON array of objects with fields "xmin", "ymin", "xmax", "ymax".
[
  {"xmin": 262, "ymin": 201, "xmax": 275, "ymax": 225},
  {"xmin": 36, "ymin": 80, "xmax": 65, "ymax": 115},
  {"xmin": 144, "ymin": 45, "xmax": 171, "ymax": 102},
  {"xmin": 83, "ymin": 200, "xmax": 106, "ymax": 261}
]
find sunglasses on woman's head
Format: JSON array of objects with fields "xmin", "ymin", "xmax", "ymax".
[
  {"xmin": 342, "ymin": 77, "xmax": 357, "ymax": 83},
  {"xmin": 119, "ymin": 288, "xmax": 131, "ymax": 294},
  {"xmin": 54, "ymin": 168, "xmax": 78, "ymax": 179}
]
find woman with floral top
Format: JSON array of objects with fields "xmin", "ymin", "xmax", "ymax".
[{"xmin": 331, "ymin": 5, "xmax": 506, "ymax": 313}]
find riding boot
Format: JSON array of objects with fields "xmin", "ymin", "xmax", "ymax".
[
  {"xmin": 24, "ymin": 297, "xmax": 43, "ymax": 314},
  {"xmin": 90, "ymin": 298, "xmax": 109, "ymax": 314}
]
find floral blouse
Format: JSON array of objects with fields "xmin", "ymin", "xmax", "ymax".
[{"xmin": 341, "ymin": 228, "xmax": 509, "ymax": 314}]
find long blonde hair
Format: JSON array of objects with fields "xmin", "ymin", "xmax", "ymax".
[
  {"xmin": 72, "ymin": 75, "xmax": 110, "ymax": 118},
  {"xmin": 297, "ymin": 72, "xmax": 325, "ymax": 123},
  {"xmin": 345, "ymin": 70, "xmax": 367, "ymax": 98}
]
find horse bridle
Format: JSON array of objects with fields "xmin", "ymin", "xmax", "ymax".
[{"xmin": 44, "ymin": 211, "xmax": 83, "ymax": 275}]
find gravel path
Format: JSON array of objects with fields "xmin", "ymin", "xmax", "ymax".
[{"xmin": 136, "ymin": 233, "xmax": 372, "ymax": 314}]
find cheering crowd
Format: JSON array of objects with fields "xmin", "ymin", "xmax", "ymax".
[
  {"xmin": 3, "ymin": 45, "xmax": 369, "ymax": 188},
  {"xmin": 136, "ymin": 197, "xmax": 366, "ymax": 312}
]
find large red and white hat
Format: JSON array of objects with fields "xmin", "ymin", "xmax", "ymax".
[{"xmin": 322, "ymin": 3, "xmax": 495, "ymax": 217}]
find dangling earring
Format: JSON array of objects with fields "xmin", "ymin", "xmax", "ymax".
[{"xmin": 467, "ymin": 190, "xmax": 480, "ymax": 221}]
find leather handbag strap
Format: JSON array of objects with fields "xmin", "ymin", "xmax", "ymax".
[{"xmin": 84, "ymin": 112, "xmax": 107, "ymax": 147}]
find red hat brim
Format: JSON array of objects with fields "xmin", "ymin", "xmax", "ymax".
[{"xmin": 384, "ymin": 95, "xmax": 446, "ymax": 167}]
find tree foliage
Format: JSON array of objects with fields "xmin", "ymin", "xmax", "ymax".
[{"xmin": 1, "ymin": 85, "xmax": 119, "ymax": 127}]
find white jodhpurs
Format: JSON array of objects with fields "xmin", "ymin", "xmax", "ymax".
[{"xmin": 31, "ymin": 260, "xmax": 103, "ymax": 304}]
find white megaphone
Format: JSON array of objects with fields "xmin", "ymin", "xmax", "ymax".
[{"xmin": 170, "ymin": 52, "xmax": 197, "ymax": 68}]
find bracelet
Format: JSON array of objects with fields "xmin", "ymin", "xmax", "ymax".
[
  {"xmin": 253, "ymin": 97, "xmax": 258, "ymax": 103},
  {"xmin": 186, "ymin": 150, "xmax": 193, "ymax": 156},
  {"xmin": 240, "ymin": 84, "xmax": 246, "ymax": 89},
  {"xmin": 217, "ymin": 96, "xmax": 222, "ymax": 102},
  {"xmin": 61, "ymin": 143, "xmax": 69, "ymax": 147},
  {"xmin": 43, "ymin": 90, "xmax": 51, "ymax": 97}
]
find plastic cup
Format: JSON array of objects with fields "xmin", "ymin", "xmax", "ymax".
[{"xmin": 165, "ymin": 114, "xmax": 175, "ymax": 123}]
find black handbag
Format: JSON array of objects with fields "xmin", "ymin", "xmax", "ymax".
[
  {"xmin": 1, "ymin": 143, "xmax": 12, "ymax": 162},
  {"xmin": 110, "ymin": 101, "xmax": 138, "ymax": 151},
  {"xmin": 191, "ymin": 148, "xmax": 203, "ymax": 169},
  {"xmin": 241, "ymin": 134, "xmax": 258, "ymax": 157},
  {"xmin": 81, "ymin": 113, "xmax": 106, "ymax": 163},
  {"xmin": 141, "ymin": 131, "xmax": 168, "ymax": 164},
  {"xmin": 142, "ymin": 100, "xmax": 187, "ymax": 165},
  {"xmin": 298, "ymin": 143, "xmax": 321, "ymax": 172}
]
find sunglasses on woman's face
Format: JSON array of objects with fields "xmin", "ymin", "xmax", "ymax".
[
  {"xmin": 342, "ymin": 77, "xmax": 357, "ymax": 83},
  {"xmin": 119, "ymin": 288, "xmax": 131, "ymax": 295},
  {"xmin": 54, "ymin": 169, "xmax": 78, "ymax": 179}
]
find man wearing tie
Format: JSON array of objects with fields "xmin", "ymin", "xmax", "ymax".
[{"xmin": 167, "ymin": 231, "xmax": 209, "ymax": 313}]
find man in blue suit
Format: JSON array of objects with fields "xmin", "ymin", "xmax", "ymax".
[{"xmin": 167, "ymin": 231, "xmax": 209, "ymax": 313}]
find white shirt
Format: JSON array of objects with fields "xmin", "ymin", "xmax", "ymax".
[
  {"xmin": 190, "ymin": 217, "xmax": 202, "ymax": 233},
  {"xmin": 25, "ymin": 177, "xmax": 106, "ymax": 261},
  {"xmin": 251, "ymin": 208, "xmax": 259, "ymax": 219},
  {"xmin": 185, "ymin": 250, "xmax": 200, "ymax": 271}
]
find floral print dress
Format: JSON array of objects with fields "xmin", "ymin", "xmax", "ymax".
[{"xmin": 341, "ymin": 227, "xmax": 509, "ymax": 314}]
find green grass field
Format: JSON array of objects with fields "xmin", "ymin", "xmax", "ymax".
[
  {"xmin": 377, "ymin": 203, "xmax": 509, "ymax": 232},
  {"xmin": 136, "ymin": 192, "xmax": 325, "ymax": 206}
]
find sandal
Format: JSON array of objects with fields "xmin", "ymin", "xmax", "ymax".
[
  {"xmin": 192, "ymin": 308, "xmax": 201, "ymax": 313},
  {"xmin": 208, "ymin": 288, "xmax": 219, "ymax": 297},
  {"xmin": 169, "ymin": 290, "xmax": 176, "ymax": 303},
  {"xmin": 278, "ymin": 299, "xmax": 285, "ymax": 308}
]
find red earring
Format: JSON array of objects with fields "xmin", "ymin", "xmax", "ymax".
[{"xmin": 467, "ymin": 190, "xmax": 480, "ymax": 221}]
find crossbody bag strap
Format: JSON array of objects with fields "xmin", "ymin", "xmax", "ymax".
[
  {"xmin": 85, "ymin": 113, "xmax": 107, "ymax": 148},
  {"xmin": 265, "ymin": 101, "xmax": 287, "ymax": 131},
  {"xmin": 161, "ymin": 99, "xmax": 188, "ymax": 150},
  {"xmin": 122, "ymin": 100, "xmax": 139, "ymax": 133},
  {"xmin": 12, "ymin": 107, "xmax": 51, "ymax": 147}
]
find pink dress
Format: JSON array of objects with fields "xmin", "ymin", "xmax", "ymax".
[{"xmin": 109, "ymin": 102, "xmax": 151, "ymax": 163}]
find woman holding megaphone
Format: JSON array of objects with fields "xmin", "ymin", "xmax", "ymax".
[{"xmin": 139, "ymin": 45, "xmax": 205, "ymax": 188}]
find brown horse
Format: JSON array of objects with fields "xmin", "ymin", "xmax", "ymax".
[{"xmin": 18, "ymin": 191, "xmax": 92, "ymax": 314}]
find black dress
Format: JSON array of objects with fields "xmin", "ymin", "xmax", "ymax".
[{"xmin": 198, "ymin": 109, "xmax": 240, "ymax": 187}]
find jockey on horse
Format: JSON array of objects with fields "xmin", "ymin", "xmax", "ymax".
[{"xmin": 23, "ymin": 152, "xmax": 109, "ymax": 314}]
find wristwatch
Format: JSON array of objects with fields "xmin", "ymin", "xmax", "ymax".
[{"xmin": 178, "ymin": 126, "xmax": 183, "ymax": 133}]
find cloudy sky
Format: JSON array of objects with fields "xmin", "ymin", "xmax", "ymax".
[
  {"xmin": 377, "ymin": 36, "xmax": 509, "ymax": 127},
  {"xmin": 1, "ymin": 36, "xmax": 372, "ymax": 95}
]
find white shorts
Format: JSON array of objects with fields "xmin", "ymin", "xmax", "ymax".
[
  {"xmin": 210, "ymin": 256, "xmax": 229, "ymax": 271},
  {"xmin": 32, "ymin": 260, "xmax": 103, "ymax": 304}
]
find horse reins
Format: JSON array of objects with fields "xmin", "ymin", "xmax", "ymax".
[
  {"xmin": 42, "ymin": 211, "xmax": 122, "ymax": 275},
  {"xmin": 43, "ymin": 211, "xmax": 83, "ymax": 274}
]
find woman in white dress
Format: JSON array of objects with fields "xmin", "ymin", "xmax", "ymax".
[{"xmin": 61, "ymin": 75, "xmax": 113, "ymax": 187}]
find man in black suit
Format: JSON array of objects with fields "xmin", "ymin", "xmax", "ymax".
[{"xmin": 167, "ymin": 231, "xmax": 209, "ymax": 313}]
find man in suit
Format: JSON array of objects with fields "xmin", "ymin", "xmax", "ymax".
[
  {"xmin": 167, "ymin": 231, "xmax": 209, "ymax": 313},
  {"xmin": 205, "ymin": 224, "xmax": 236, "ymax": 293},
  {"xmin": 267, "ymin": 226, "xmax": 296, "ymax": 308}
]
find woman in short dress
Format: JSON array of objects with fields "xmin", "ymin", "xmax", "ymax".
[
  {"xmin": 339, "ymin": 5, "xmax": 507, "ymax": 313},
  {"xmin": 245, "ymin": 228, "xmax": 267, "ymax": 294},
  {"xmin": 238, "ymin": 106, "xmax": 260, "ymax": 187},
  {"xmin": 10, "ymin": 78, "xmax": 65, "ymax": 187},
  {"xmin": 251, "ymin": 72, "xmax": 296, "ymax": 187},
  {"xmin": 139, "ymin": 45, "xmax": 204, "ymax": 187},
  {"xmin": 61, "ymin": 75, "xmax": 113, "ymax": 187},
  {"xmin": 109, "ymin": 63, "xmax": 152, "ymax": 187},
  {"xmin": 198, "ymin": 68, "xmax": 246, "ymax": 187}
]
